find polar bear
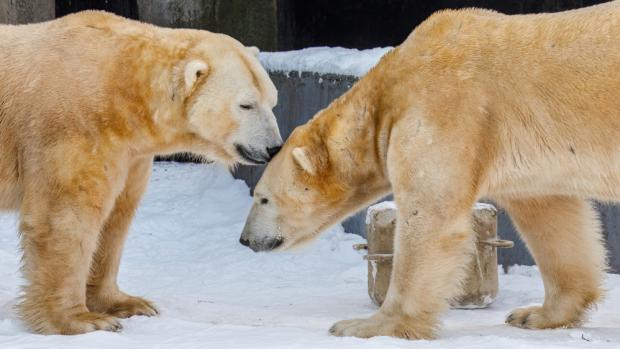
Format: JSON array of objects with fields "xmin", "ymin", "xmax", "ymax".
[
  {"xmin": 240, "ymin": 1, "xmax": 620, "ymax": 340},
  {"xmin": 0, "ymin": 11, "xmax": 282, "ymax": 334}
]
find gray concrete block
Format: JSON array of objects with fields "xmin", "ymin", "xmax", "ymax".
[
  {"xmin": 137, "ymin": 0, "xmax": 279, "ymax": 50},
  {"xmin": 0, "ymin": 0, "xmax": 54, "ymax": 24}
]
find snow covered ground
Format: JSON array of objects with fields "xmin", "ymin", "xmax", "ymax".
[
  {"xmin": 0, "ymin": 162, "xmax": 619, "ymax": 348},
  {"xmin": 259, "ymin": 47, "xmax": 392, "ymax": 77}
]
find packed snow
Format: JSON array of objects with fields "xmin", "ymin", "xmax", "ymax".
[
  {"xmin": 365, "ymin": 201, "xmax": 398, "ymax": 224},
  {"xmin": 366, "ymin": 201, "xmax": 497, "ymax": 224},
  {"xmin": 259, "ymin": 47, "xmax": 393, "ymax": 77},
  {"xmin": 0, "ymin": 162, "xmax": 619, "ymax": 348}
]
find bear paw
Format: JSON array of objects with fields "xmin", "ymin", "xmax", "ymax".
[
  {"xmin": 34, "ymin": 311, "xmax": 122, "ymax": 335},
  {"xmin": 65, "ymin": 311, "xmax": 123, "ymax": 334},
  {"xmin": 505, "ymin": 306, "xmax": 580, "ymax": 329},
  {"xmin": 88, "ymin": 292, "xmax": 159, "ymax": 319},
  {"xmin": 329, "ymin": 313, "xmax": 435, "ymax": 340}
]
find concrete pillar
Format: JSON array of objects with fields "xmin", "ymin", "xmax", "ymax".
[
  {"xmin": 0, "ymin": 0, "xmax": 54, "ymax": 24},
  {"xmin": 363, "ymin": 202, "xmax": 512, "ymax": 308},
  {"xmin": 136, "ymin": 0, "xmax": 279, "ymax": 50}
]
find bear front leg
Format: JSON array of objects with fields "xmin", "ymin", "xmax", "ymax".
[
  {"xmin": 330, "ymin": 206, "xmax": 476, "ymax": 339},
  {"xmin": 18, "ymin": 166, "xmax": 122, "ymax": 334},
  {"xmin": 500, "ymin": 196, "xmax": 605, "ymax": 329},
  {"xmin": 87, "ymin": 158, "xmax": 158, "ymax": 318},
  {"xmin": 330, "ymin": 123, "xmax": 482, "ymax": 339}
]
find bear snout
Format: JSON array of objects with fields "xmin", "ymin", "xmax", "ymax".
[
  {"xmin": 235, "ymin": 144, "xmax": 269, "ymax": 164},
  {"xmin": 250, "ymin": 236, "xmax": 283, "ymax": 252},
  {"xmin": 241, "ymin": 233, "xmax": 283, "ymax": 252}
]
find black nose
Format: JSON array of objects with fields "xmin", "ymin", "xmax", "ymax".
[
  {"xmin": 248, "ymin": 236, "xmax": 284, "ymax": 252},
  {"xmin": 266, "ymin": 145, "xmax": 282, "ymax": 159},
  {"xmin": 239, "ymin": 237, "xmax": 250, "ymax": 247}
]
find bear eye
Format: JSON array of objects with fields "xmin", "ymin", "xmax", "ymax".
[
  {"xmin": 260, "ymin": 198, "xmax": 269, "ymax": 205},
  {"xmin": 240, "ymin": 104, "xmax": 254, "ymax": 110}
]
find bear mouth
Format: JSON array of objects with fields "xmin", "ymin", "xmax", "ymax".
[{"xmin": 235, "ymin": 144, "xmax": 268, "ymax": 165}]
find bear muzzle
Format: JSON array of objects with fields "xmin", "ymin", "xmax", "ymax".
[
  {"xmin": 234, "ymin": 143, "xmax": 282, "ymax": 165},
  {"xmin": 239, "ymin": 226, "xmax": 283, "ymax": 252}
]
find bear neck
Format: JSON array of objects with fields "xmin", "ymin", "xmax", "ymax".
[
  {"xmin": 311, "ymin": 68, "xmax": 394, "ymax": 204},
  {"xmin": 107, "ymin": 36, "xmax": 196, "ymax": 158}
]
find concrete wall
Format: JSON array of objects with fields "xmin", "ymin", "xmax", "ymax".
[
  {"xmin": 136, "ymin": 0, "xmax": 280, "ymax": 50},
  {"xmin": 273, "ymin": 0, "xmax": 610, "ymax": 49},
  {"xmin": 0, "ymin": 0, "xmax": 54, "ymax": 24},
  {"xmin": 135, "ymin": 0, "xmax": 609, "ymax": 50},
  {"xmin": 52, "ymin": 1, "xmax": 609, "ymax": 51},
  {"xmin": 233, "ymin": 71, "xmax": 620, "ymax": 273},
  {"xmin": 56, "ymin": 0, "xmax": 138, "ymax": 19}
]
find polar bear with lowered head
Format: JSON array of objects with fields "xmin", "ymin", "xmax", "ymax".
[
  {"xmin": 241, "ymin": 1, "xmax": 620, "ymax": 340},
  {"xmin": 0, "ymin": 11, "xmax": 281, "ymax": 334}
]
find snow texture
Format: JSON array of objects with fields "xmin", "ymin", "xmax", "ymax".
[
  {"xmin": 474, "ymin": 202, "xmax": 497, "ymax": 212},
  {"xmin": 0, "ymin": 162, "xmax": 618, "ymax": 348},
  {"xmin": 365, "ymin": 201, "xmax": 397, "ymax": 224},
  {"xmin": 452, "ymin": 295, "xmax": 496, "ymax": 310},
  {"xmin": 366, "ymin": 201, "xmax": 497, "ymax": 224},
  {"xmin": 259, "ymin": 47, "xmax": 393, "ymax": 77}
]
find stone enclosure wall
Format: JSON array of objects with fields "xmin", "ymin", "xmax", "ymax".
[
  {"xmin": 0, "ymin": 0, "xmax": 54, "ymax": 24},
  {"xmin": 52, "ymin": 1, "xmax": 612, "ymax": 50}
]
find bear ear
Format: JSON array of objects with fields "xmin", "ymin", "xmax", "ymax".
[
  {"xmin": 292, "ymin": 147, "xmax": 317, "ymax": 176},
  {"xmin": 247, "ymin": 46, "xmax": 260, "ymax": 56},
  {"xmin": 183, "ymin": 59, "xmax": 209, "ymax": 94}
]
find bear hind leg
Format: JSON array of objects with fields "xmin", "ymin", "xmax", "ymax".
[{"xmin": 500, "ymin": 196, "xmax": 606, "ymax": 329}]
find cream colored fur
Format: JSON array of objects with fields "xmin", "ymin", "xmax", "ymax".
[
  {"xmin": 0, "ymin": 11, "xmax": 280, "ymax": 334},
  {"xmin": 241, "ymin": 1, "xmax": 619, "ymax": 340}
]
